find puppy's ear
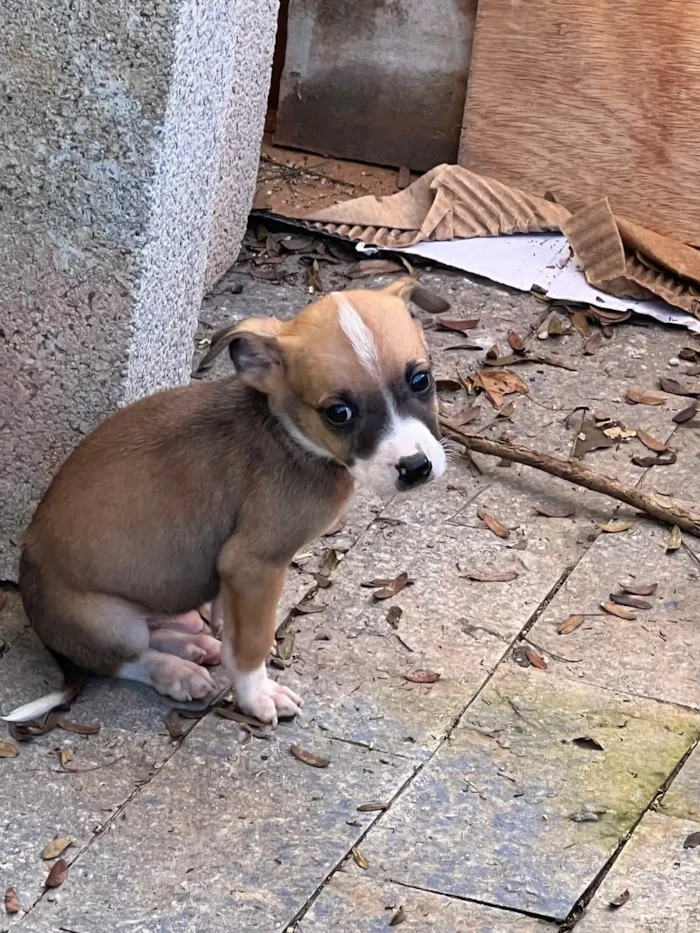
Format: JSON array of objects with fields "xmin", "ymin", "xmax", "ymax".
[
  {"xmin": 382, "ymin": 277, "xmax": 451, "ymax": 316},
  {"xmin": 228, "ymin": 332, "xmax": 283, "ymax": 394},
  {"xmin": 194, "ymin": 317, "xmax": 283, "ymax": 375},
  {"xmin": 382, "ymin": 277, "xmax": 418, "ymax": 301}
]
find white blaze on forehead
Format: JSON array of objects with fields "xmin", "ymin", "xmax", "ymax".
[{"xmin": 334, "ymin": 294, "xmax": 380, "ymax": 378}]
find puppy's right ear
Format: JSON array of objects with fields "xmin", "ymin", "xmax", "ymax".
[
  {"xmin": 228, "ymin": 331, "xmax": 284, "ymax": 394},
  {"xmin": 194, "ymin": 317, "xmax": 283, "ymax": 377}
]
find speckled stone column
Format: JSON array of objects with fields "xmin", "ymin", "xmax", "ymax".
[{"xmin": 0, "ymin": 1, "xmax": 277, "ymax": 578}]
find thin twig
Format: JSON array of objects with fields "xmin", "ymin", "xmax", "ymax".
[{"xmin": 441, "ymin": 420, "xmax": 700, "ymax": 538}]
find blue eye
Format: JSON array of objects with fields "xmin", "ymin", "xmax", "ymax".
[
  {"xmin": 409, "ymin": 370, "xmax": 432, "ymax": 393},
  {"xmin": 324, "ymin": 403, "xmax": 354, "ymax": 426}
]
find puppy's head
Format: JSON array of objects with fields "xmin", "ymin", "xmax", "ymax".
[{"xmin": 222, "ymin": 279, "xmax": 446, "ymax": 495}]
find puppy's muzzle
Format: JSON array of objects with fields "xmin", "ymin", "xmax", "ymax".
[{"xmin": 396, "ymin": 452, "xmax": 433, "ymax": 489}]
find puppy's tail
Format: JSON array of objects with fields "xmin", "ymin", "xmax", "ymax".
[{"xmin": 2, "ymin": 652, "xmax": 87, "ymax": 723}]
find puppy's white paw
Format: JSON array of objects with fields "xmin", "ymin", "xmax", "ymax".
[{"xmin": 234, "ymin": 666, "xmax": 302, "ymax": 727}]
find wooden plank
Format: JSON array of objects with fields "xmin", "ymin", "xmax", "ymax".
[
  {"xmin": 275, "ymin": 0, "xmax": 477, "ymax": 172},
  {"xmin": 460, "ymin": 1, "xmax": 700, "ymax": 245}
]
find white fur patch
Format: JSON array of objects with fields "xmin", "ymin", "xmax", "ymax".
[{"xmin": 335, "ymin": 294, "xmax": 380, "ymax": 378}]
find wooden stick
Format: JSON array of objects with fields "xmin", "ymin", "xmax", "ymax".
[{"xmin": 441, "ymin": 420, "xmax": 700, "ymax": 538}]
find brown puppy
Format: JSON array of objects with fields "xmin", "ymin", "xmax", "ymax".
[{"xmin": 4, "ymin": 280, "xmax": 446, "ymax": 726}]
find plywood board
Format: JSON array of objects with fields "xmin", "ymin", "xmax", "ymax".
[
  {"xmin": 276, "ymin": 0, "xmax": 477, "ymax": 171},
  {"xmin": 459, "ymin": 1, "xmax": 700, "ymax": 245}
]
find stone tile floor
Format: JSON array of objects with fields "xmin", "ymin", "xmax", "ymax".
[{"xmin": 2, "ymin": 244, "xmax": 700, "ymax": 932}]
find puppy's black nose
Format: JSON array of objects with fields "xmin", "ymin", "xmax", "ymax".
[{"xmin": 396, "ymin": 452, "xmax": 432, "ymax": 488}]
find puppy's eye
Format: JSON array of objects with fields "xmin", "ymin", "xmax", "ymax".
[
  {"xmin": 323, "ymin": 403, "xmax": 354, "ymax": 426},
  {"xmin": 409, "ymin": 370, "xmax": 433, "ymax": 394}
]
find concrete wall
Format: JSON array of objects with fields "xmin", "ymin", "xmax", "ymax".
[{"xmin": 0, "ymin": 0, "xmax": 278, "ymax": 578}]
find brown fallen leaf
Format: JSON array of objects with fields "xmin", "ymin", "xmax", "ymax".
[
  {"xmin": 547, "ymin": 313, "xmax": 570, "ymax": 336},
  {"xmin": 347, "ymin": 259, "xmax": 404, "ymax": 278},
  {"xmin": 305, "ymin": 259, "xmax": 323, "ymax": 292},
  {"xmin": 279, "ymin": 233, "xmax": 316, "ymax": 253},
  {"xmin": 351, "ymin": 846, "xmax": 369, "ymax": 870},
  {"xmin": 609, "ymin": 889, "xmax": 630, "ymax": 909},
  {"xmin": 583, "ymin": 332, "xmax": 604, "ymax": 355},
  {"xmin": 473, "ymin": 369, "xmax": 528, "ymax": 409},
  {"xmin": 573, "ymin": 418, "xmax": 616, "ymax": 458},
  {"xmin": 673, "ymin": 403, "xmax": 697, "ymax": 424},
  {"xmin": 507, "ymin": 331, "xmax": 526, "ymax": 353},
  {"xmin": 165, "ymin": 709, "xmax": 185, "ymax": 740},
  {"xmin": 57, "ymin": 718, "xmax": 101, "ymax": 736},
  {"xmin": 58, "ymin": 748, "xmax": 73, "ymax": 767},
  {"xmin": 571, "ymin": 311, "xmax": 592, "ymax": 337},
  {"xmin": 463, "ymin": 570, "xmax": 519, "ymax": 583},
  {"xmin": 435, "ymin": 377, "xmax": 464, "ymax": 392},
  {"xmin": 41, "ymin": 836, "xmax": 72, "ymax": 861},
  {"xmin": 4, "ymin": 888, "xmax": 19, "ymax": 915},
  {"xmin": 631, "ymin": 452, "xmax": 677, "ymax": 468},
  {"xmin": 598, "ymin": 521, "xmax": 633, "ymax": 533},
  {"xmin": 404, "ymin": 670, "xmax": 440, "ymax": 684},
  {"xmin": 0, "ymin": 740, "xmax": 18, "ymax": 759},
  {"xmin": 679, "ymin": 346, "xmax": 700, "ymax": 362},
  {"xmin": 683, "ymin": 831, "xmax": 700, "ymax": 849},
  {"xmin": 533, "ymin": 503, "xmax": 575, "ymax": 518},
  {"xmin": 290, "ymin": 744, "xmax": 330, "ymax": 768},
  {"xmin": 558, "ymin": 615, "xmax": 585, "ymax": 635},
  {"xmin": 610, "ymin": 593, "xmax": 652, "ymax": 610},
  {"xmin": 477, "ymin": 507, "xmax": 510, "ymax": 539},
  {"xmin": 0, "ymin": 591, "xmax": 6, "ymax": 613},
  {"xmin": 276, "ymin": 631, "xmax": 295, "ymax": 662},
  {"xmin": 357, "ymin": 801, "xmax": 388, "ymax": 812},
  {"xmin": 659, "ymin": 376, "xmax": 699, "ymax": 397},
  {"xmin": 601, "ymin": 601, "xmax": 637, "ymax": 620},
  {"xmin": 410, "ymin": 285, "xmax": 451, "ymax": 315},
  {"xmin": 621, "ymin": 582, "xmax": 658, "ymax": 597},
  {"xmin": 573, "ymin": 736, "xmax": 605, "ymax": 751},
  {"xmin": 625, "ymin": 388, "xmax": 665, "ymax": 406},
  {"xmin": 372, "ymin": 571, "xmax": 410, "ymax": 600},
  {"xmin": 435, "ymin": 318, "xmax": 480, "ymax": 335},
  {"xmin": 636, "ymin": 430, "xmax": 668, "ymax": 453},
  {"xmin": 667, "ymin": 525, "xmax": 682, "ymax": 551},
  {"xmin": 45, "ymin": 858, "xmax": 68, "ymax": 889},
  {"xmin": 295, "ymin": 599, "xmax": 327, "ymax": 614},
  {"xmin": 387, "ymin": 605, "xmax": 403, "ymax": 628},
  {"xmin": 524, "ymin": 645, "xmax": 548, "ymax": 670},
  {"xmin": 390, "ymin": 906, "xmax": 407, "ymax": 926}
]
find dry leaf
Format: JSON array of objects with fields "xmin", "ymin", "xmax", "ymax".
[
  {"xmin": 558, "ymin": 615, "xmax": 585, "ymax": 635},
  {"xmin": 683, "ymin": 831, "xmax": 700, "ymax": 849},
  {"xmin": 372, "ymin": 571, "xmax": 410, "ymax": 600},
  {"xmin": 598, "ymin": 521, "xmax": 633, "ymax": 533},
  {"xmin": 41, "ymin": 837, "xmax": 72, "ymax": 861},
  {"xmin": 58, "ymin": 748, "xmax": 73, "ymax": 767},
  {"xmin": 573, "ymin": 736, "xmax": 605, "ymax": 751},
  {"xmin": 625, "ymin": 388, "xmax": 665, "ymax": 406},
  {"xmin": 57, "ymin": 718, "xmax": 101, "ymax": 736},
  {"xmin": 673, "ymin": 403, "xmax": 697, "ymax": 424},
  {"xmin": 667, "ymin": 525, "xmax": 682, "ymax": 551},
  {"xmin": 507, "ymin": 331, "xmax": 526, "ymax": 353},
  {"xmin": 636, "ymin": 430, "xmax": 668, "ymax": 453},
  {"xmin": 387, "ymin": 605, "xmax": 403, "ymax": 628},
  {"xmin": 279, "ymin": 233, "xmax": 315, "ymax": 253},
  {"xmin": 357, "ymin": 801, "xmax": 388, "ymax": 812},
  {"xmin": 573, "ymin": 419, "xmax": 616, "ymax": 457},
  {"xmin": 609, "ymin": 889, "xmax": 630, "ymax": 909},
  {"xmin": 602, "ymin": 424, "xmax": 636, "ymax": 440},
  {"xmin": 477, "ymin": 507, "xmax": 510, "ymax": 539},
  {"xmin": 276, "ymin": 631, "xmax": 295, "ymax": 662},
  {"xmin": 318, "ymin": 548, "xmax": 340, "ymax": 578},
  {"xmin": 473, "ymin": 369, "xmax": 528, "ymax": 408},
  {"xmin": 621, "ymin": 582, "xmax": 658, "ymax": 597},
  {"xmin": 584, "ymin": 332, "xmax": 604, "ymax": 355},
  {"xmin": 571, "ymin": 311, "xmax": 592, "ymax": 337},
  {"xmin": 351, "ymin": 846, "xmax": 369, "ymax": 869},
  {"xmin": 295, "ymin": 599, "xmax": 327, "ymax": 614},
  {"xmin": 524, "ymin": 645, "xmax": 548, "ymax": 670},
  {"xmin": 0, "ymin": 591, "xmax": 6, "ymax": 613},
  {"xmin": 632, "ymin": 452, "xmax": 676, "ymax": 468},
  {"xmin": 305, "ymin": 259, "xmax": 323, "ymax": 292},
  {"xmin": 347, "ymin": 259, "xmax": 404, "ymax": 278},
  {"xmin": 610, "ymin": 593, "xmax": 652, "ymax": 610},
  {"xmin": 435, "ymin": 318, "xmax": 480, "ymax": 335},
  {"xmin": 533, "ymin": 503, "xmax": 575, "ymax": 518},
  {"xmin": 290, "ymin": 744, "xmax": 329, "ymax": 768},
  {"xmin": 547, "ymin": 313, "xmax": 569, "ymax": 336},
  {"xmin": 4, "ymin": 888, "xmax": 19, "ymax": 915},
  {"xmin": 404, "ymin": 670, "xmax": 440, "ymax": 684},
  {"xmin": 165, "ymin": 709, "xmax": 185, "ymax": 740},
  {"xmin": 659, "ymin": 376, "xmax": 699, "ymax": 397},
  {"xmin": 390, "ymin": 907, "xmax": 407, "ymax": 926},
  {"xmin": 463, "ymin": 570, "xmax": 519, "ymax": 583},
  {"xmin": 0, "ymin": 740, "xmax": 18, "ymax": 758},
  {"xmin": 601, "ymin": 601, "xmax": 637, "ymax": 620},
  {"xmin": 410, "ymin": 285, "xmax": 451, "ymax": 315},
  {"xmin": 45, "ymin": 858, "xmax": 68, "ymax": 889}
]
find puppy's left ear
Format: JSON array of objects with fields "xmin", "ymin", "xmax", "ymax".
[
  {"xmin": 382, "ymin": 277, "xmax": 418, "ymax": 301},
  {"xmin": 228, "ymin": 331, "xmax": 284, "ymax": 394},
  {"xmin": 382, "ymin": 277, "xmax": 451, "ymax": 316},
  {"xmin": 194, "ymin": 317, "xmax": 283, "ymax": 376}
]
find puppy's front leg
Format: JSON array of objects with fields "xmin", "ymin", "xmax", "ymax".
[{"xmin": 219, "ymin": 555, "xmax": 302, "ymax": 726}]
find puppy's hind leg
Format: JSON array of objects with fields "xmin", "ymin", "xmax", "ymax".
[{"xmin": 118, "ymin": 651, "xmax": 215, "ymax": 702}]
